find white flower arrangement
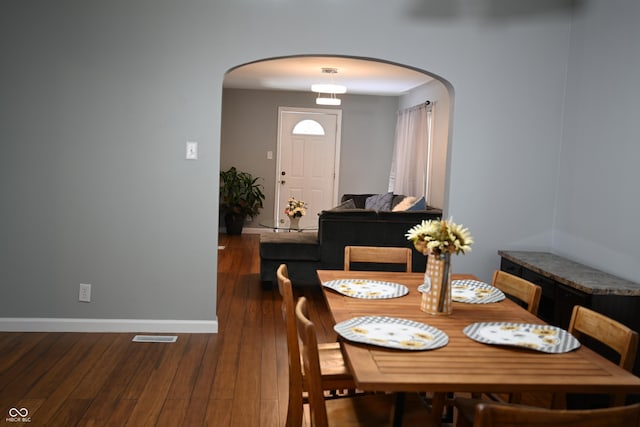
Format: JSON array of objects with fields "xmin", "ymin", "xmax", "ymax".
[
  {"xmin": 406, "ymin": 218, "xmax": 473, "ymax": 256},
  {"xmin": 284, "ymin": 197, "xmax": 307, "ymax": 218}
]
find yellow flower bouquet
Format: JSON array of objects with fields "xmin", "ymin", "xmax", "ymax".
[
  {"xmin": 406, "ymin": 218, "xmax": 473, "ymax": 256},
  {"xmin": 284, "ymin": 197, "xmax": 307, "ymax": 218}
]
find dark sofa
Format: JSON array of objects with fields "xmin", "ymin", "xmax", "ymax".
[{"xmin": 259, "ymin": 193, "xmax": 442, "ymax": 285}]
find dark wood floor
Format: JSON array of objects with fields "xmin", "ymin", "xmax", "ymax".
[
  {"xmin": 1, "ymin": 233, "xmax": 553, "ymax": 426},
  {"xmin": 0, "ymin": 233, "xmax": 336, "ymax": 427}
]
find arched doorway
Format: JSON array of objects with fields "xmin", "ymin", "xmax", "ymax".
[{"xmin": 220, "ymin": 55, "xmax": 453, "ymax": 230}]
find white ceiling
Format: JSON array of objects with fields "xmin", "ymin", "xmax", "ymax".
[{"xmin": 223, "ymin": 56, "xmax": 434, "ymax": 96}]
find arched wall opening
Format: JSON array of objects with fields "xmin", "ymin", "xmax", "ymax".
[{"xmin": 220, "ymin": 55, "xmax": 454, "ymax": 229}]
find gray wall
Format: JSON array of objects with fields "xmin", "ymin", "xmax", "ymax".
[
  {"xmin": 1, "ymin": 0, "xmax": 638, "ymax": 326},
  {"xmin": 221, "ymin": 89, "xmax": 399, "ymax": 227},
  {"xmin": 1, "ymin": 1, "xmax": 220, "ymax": 322},
  {"xmin": 553, "ymin": 1, "xmax": 640, "ymax": 278}
]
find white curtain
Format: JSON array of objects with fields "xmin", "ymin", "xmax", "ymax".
[{"xmin": 388, "ymin": 102, "xmax": 433, "ymax": 198}]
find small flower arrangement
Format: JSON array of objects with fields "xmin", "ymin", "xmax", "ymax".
[
  {"xmin": 406, "ymin": 218, "xmax": 473, "ymax": 256},
  {"xmin": 284, "ymin": 197, "xmax": 307, "ymax": 218}
]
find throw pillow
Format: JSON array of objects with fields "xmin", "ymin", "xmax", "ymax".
[
  {"xmin": 391, "ymin": 194, "xmax": 406, "ymax": 209},
  {"xmin": 365, "ymin": 192, "xmax": 394, "ymax": 211},
  {"xmin": 392, "ymin": 196, "xmax": 418, "ymax": 211},
  {"xmin": 407, "ymin": 196, "xmax": 426, "ymax": 211},
  {"xmin": 330, "ymin": 198, "xmax": 356, "ymax": 210}
]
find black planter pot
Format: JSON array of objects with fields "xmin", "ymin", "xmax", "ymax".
[{"xmin": 224, "ymin": 213, "xmax": 245, "ymax": 235}]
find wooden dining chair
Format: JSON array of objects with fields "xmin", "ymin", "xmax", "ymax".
[
  {"xmin": 492, "ymin": 270, "xmax": 542, "ymax": 315},
  {"xmin": 295, "ymin": 296, "xmax": 432, "ymax": 427},
  {"xmin": 552, "ymin": 305, "xmax": 639, "ymax": 408},
  {"xmin": 454, "ymin": 397, "xmax": 640, "ymax": 427},
  {"xmin": 343, "ymin": 245, "xmax": 412, "ymax": 272},
  {"xmin": 276, "ymin": 264, "xmax": 357, "ymax": 427},
  {"xmin": 469, "ymin": 270, "xmax": 543, "ymax": 404}
]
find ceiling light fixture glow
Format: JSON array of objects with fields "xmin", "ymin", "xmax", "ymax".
[
  {"xmin": 312, "ymin": 67, "xmax": 346, "ymax": 106},
  {"xmin": 315, "ymin": 96, "xmax": 341, "ymax": 106},
  {"xmin": 311, "ymin": 84, "xmax": 347, "ymax": 94}
]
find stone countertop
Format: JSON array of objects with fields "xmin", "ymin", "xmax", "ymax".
[{"xmin": 498, "ymin": 250, "xmax": 640, "ymax": 296}]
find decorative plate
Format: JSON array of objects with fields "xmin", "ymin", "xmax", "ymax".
[
  {"xmin": 418, "ymin": 280, "xmax": 506, "ymax": 304},
  {"xmin": 334, "ymin": 316, "xmax": 449, "ymax": 350},
  {"xmin": 463, "ymin": 322, "xmax": 581, "ymax": 354},
  {"xmin": 322, "ymin": 279, "xmax": 409, "ymax": 299},
  {"xmin": 451, "ymin": 280, "xmax": 506, "ymax": 304}
]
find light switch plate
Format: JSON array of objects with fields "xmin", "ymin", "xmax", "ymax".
[
  {"xmin": 79, "ymin": 283, "xmax": 91, "ymax": 302},
  {"xmin": 186, "ymin": 141, "xmax": 198, "ymax": 160}
]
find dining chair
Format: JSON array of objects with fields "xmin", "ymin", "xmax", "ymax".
[
  {"xmin": 453, "ymin": 397, "xmax": 640, "ymax": 427},
  {"xmin": 343, "ymin": 245, "xmax": 412, "ymax": 272},
  {"xmin": 295, "ymin": 296, "xmax": 432, "ymax": 427},
  {"xmin": 492, "ymin": 270, "xmax": 542, "ymax": 315},
  {"xmin": 469, "ymin": 270, "xmax": 543, "ymax": 404},
  {"xmin": 276, "ymin": 264, "xmax": 357, "ymax": 427},
  {"xmin": 552, "ymin": 305, "xmax": 639, "ymax": 408}
]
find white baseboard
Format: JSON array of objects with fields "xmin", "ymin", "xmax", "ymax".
[{"xmin": 0, "ymin": 318, "xmax": 218, "ymax": 333}]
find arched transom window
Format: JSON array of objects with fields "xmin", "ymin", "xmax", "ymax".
[{"xmin": 292, "ymin": 119, "xmax": 325, "ymax": 136}]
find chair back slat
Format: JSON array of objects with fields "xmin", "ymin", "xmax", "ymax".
[
  {"xmin": 569, "ymin": 305, "xmax": 639, "ymax": 372},
  {"xmin": 344, "ymin": 246, "xmax": 412, "ymax": 272},
  {"xmin": 295, "ymin": 297, "xmax": 330, "ymax": 427},
  {"xmin": 552, "ymin": 305, "xmax": 640, "ymax": 408},
  {"xmin": 276, "ymin": 264, "xmax": 305, "ymax": 427},
  {"xmin": 492, "ymin": 270, "xmax": 542, "ymax": 315},
  {"xmin": 472, "ymin": 401, "xmax": 640, "ymax": 427}
]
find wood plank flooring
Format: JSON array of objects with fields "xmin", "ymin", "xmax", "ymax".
[
  {"xmin": 0, "ymin": 233, "xmax": 335, "ymax": 427},
  {"xmin": 1, "ymin": 233, "xmax": 551, "ymax": 426}
]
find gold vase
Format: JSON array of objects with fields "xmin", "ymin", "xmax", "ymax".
[{"xmin": 420, "ymin": 251, "xmax": 452, "ymax": 315}]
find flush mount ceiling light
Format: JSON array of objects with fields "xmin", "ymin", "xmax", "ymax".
[
  {"xmin": 311, "ymin": 84, "xmax": 347, "ymax": 94},
  {"xmin": 315, "ymin": 95, "xmax": 341, "ymax": 106},
  {"xmin": 312, "ymin": 68, "xmax": 346, "ymax": 106}
]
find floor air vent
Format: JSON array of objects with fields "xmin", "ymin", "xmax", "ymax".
[{"xmin": 132, "ymin": 335, "xmax": 178, "ymax": 343}]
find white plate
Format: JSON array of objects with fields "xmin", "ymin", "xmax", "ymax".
[
  {"xmin": 334, "ymin": 316, "xmax": 449, "ymax": 350},
  {"xmin": 322, "ymin": 279, "xmax": 409, "ymax": 299},
  {"xmin": 463, "ymin": 322, "xmax": 581, "ymax": 353},
  {"xmin": 418, "ymin": 280, "xmax": 506, "ymax": 304}
]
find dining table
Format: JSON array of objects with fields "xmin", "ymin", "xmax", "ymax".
[{"xmin": 317, "ymin": 269, "xmax": 640, "ymax": 425}]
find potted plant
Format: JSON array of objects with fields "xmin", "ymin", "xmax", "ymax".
[{"xmin": 220, "ymin": 166, "xmax": 265, "ymax": 234}]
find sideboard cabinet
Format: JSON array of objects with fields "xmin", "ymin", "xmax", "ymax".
[{"xmin": 499, "ymin": 250, "xmax": 640, "ymax": 376}]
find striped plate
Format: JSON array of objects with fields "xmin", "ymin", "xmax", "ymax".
[
  {"xmin": 463, "ymin": 322, "xmax": 580, "ymax": 353},
  {"xmin": 335, "ymin": 316, "xmax": 448, "ymax": 350},
  {"xmin": 322, "ymin": 279, "xmax": 409, "ymax": 299},
  {"xmin": 451, "ymin": 279, "xmax": 506, "ymax": 304}
]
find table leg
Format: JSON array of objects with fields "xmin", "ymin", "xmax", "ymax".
[
  {"xmin": 392, "ymin": 392, "xmax": 405, "ymax": 427},
  {"xmin": 429, "ymin": 392, "xmax": 447, "ymax": 427}
]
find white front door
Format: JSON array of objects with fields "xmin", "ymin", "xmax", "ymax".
[{"xmin": 276, "ymin": 107, "xmax": 342, "ymax": 228}]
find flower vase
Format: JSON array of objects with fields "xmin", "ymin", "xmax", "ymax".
[
  {"xmin": 420, "ymin": 252, "xmax": 452, "ymax": 315},
  {"xmin": 288, "ymin": 216, "xmax": 300, "ymax": 230}
]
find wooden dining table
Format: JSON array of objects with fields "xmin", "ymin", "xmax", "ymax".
[{"xmin": 317, "ymin": 270, "xmax": 640, "ymax": 424}]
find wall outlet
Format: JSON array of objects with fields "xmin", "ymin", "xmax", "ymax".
[{"xmin": 79, "ymin": 283, "xmax": 91, "ymax": 302}]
